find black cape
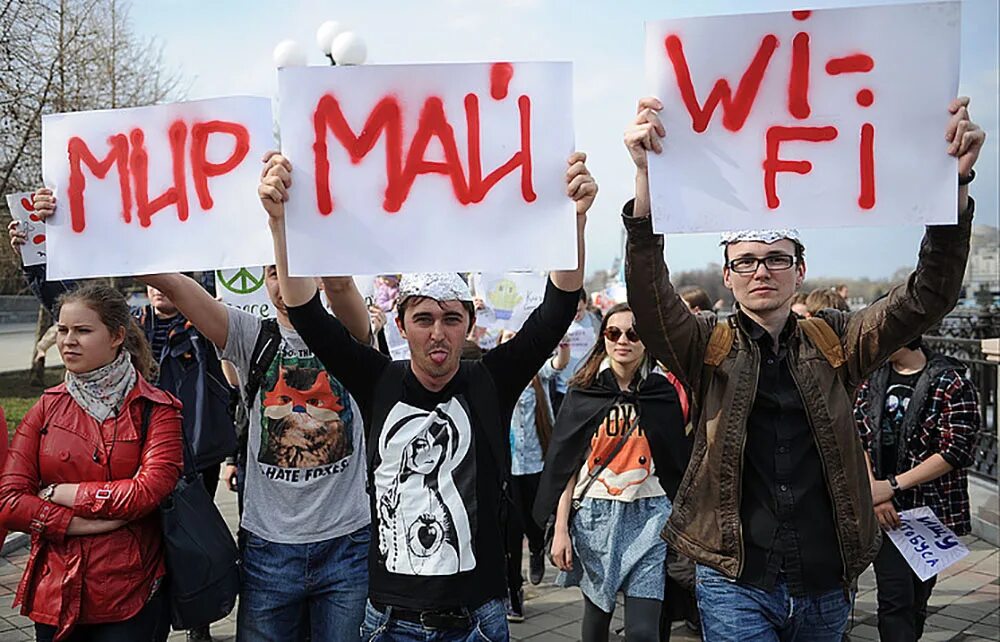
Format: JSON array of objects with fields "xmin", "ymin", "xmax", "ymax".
[{"xmin": 532, "ymin": 368, "xmax": 692, "ymax": 528}]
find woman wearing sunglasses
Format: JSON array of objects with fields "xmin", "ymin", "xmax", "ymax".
[{"xmin": 534, "ymin": 302, "xmax": 693, "ymax": 642}]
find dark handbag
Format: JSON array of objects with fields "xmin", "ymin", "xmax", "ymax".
[
  {"xmin": 140, "ymin": 401, "xmax": 240, "ymax": 630},
  {"xmin": 542, "ymin": 407, "xmax": 641, "ymax": 564}
]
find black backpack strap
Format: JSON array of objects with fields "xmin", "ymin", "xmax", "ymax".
[
  {"xmin": 233, "ymin": 317, "xmax": 281, "ymax": 467},
  {"xmin": 139, "ymin": 398, "xmax": 196, "ymax": 476},
  {"xmin": 244, "ymin": 318, "xmax": 282, "ymax": 404}
]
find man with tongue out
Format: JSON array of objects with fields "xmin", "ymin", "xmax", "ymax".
[{"xmin": 260, "ymin": 151, "xmax": 596, "ymax": 641}]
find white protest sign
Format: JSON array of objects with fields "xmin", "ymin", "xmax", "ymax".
[
  {"xmin": 42, "ymin": 96, "xmax": 275, "ymax": 279},
  {"xmin": 277, "ymin": 62, "xmax": 576, "ymax": 275},
  {"xmin": 887, "ymin": 506, "xmax": 969, "ymax": 581},
  {"xmin": 472, "ymin": 272, "xmax": 547, "ymax": 332},
  {"xmin": 217, "ymin": 266, "xmax": 275, "ymax": 319},
  {"xmin": 565, "ymin": 320, "xmax": 597, "ymax": 359},
  {"xmin": 384, "ymin": 310, "xmax": 411, "ymax": 361},
  {"xmin": 6, "ymin": 192, "xmax": 46, "ymax": 267},
  {"xmin": 645, "ymin": 2, "xmax": 959, "ymax": 233}
]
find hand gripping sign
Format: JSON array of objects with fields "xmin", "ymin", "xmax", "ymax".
[
  {"xmin": 277, "ymin": 62, "xmax": 576, "ymax": 276},
  {"xmin": 887, "ymin": 507, "xmax": 970, "ymax": 581},
  {"xmin": 42, "ymin": 97, "xmax": 275, "ymax": 279},
  {"xmin": 645, "ymin": 2, "xmax": 960, "ymax": 234},
  {"xmin": 6, "ymin": 192, "xmax": 46, "ymax": 267}
]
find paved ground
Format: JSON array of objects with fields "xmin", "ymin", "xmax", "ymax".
[
  {"xmin": 0, "ymin": 325, "xmax": 60, "ymax": 373},
  {"xmin": 1, "ymin": 483, "xmax": 997, "ymax": 641}
]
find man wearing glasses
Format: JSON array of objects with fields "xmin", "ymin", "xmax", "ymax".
[{"xmin": 619, "ymin": 96, "xmax": 985, "ymax": 641}]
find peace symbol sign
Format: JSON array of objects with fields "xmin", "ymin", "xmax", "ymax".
[{"xmin": 217, "ymin": 267, "xmax": 266, "ymax": 295}]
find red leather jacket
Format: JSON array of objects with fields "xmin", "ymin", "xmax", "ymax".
[{"xmin": 0, "ymin": 376, "xmax": 182, "ymax": 639}]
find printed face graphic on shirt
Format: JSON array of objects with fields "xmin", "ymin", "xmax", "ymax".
[
  {"xmin": 258, "ymin": 360, "xmax": 353, "ymax": 469},
  {"xmin": 374, "ymin": 399, "xmax": 475, "ymax": 576},
  {"xmin": 881, "ymin": 382, "xmax": 915, "ymax": 447},
  {"xmin": 589, "ymin": 402, "xmax": 653, "ymax": 496}
]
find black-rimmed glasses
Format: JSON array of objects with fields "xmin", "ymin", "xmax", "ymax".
[{"xmin": 727, "ymin": 254, "xmax": 796, "ymax": 274}]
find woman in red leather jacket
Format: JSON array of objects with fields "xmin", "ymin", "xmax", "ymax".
[{"xmin": 0, "ymin": 283, "xmax": 183, "ymax": 642}]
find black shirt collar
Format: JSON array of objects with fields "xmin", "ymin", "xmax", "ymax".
[{"xmin": 736, "ymin": 310, "xmax": 797, "ymax": 351}]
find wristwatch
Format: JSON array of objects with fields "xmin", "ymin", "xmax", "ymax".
[
  {"xmin": 887, "ymin": 475, "xmax": 901, "ymax": 494},
  {"xmin": 40, "ymin": 484, "xmax": 57, "ymax": 502}
]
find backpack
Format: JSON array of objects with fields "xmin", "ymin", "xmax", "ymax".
[
  {"xmin": 703, "ymin": 315, "xmax": 845, "ymax": 368},
  {"xmin": 141, "ymin": 306, "xmax": 238, "ymax": 471}
]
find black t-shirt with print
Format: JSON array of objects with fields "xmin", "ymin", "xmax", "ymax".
[
  {"xmin": 287, "ymin": 279, "xmax": 579, "ymax": 610},
  {"xmin": 879, "ymin": 368, "xmax": 922, "ymax": 476}
]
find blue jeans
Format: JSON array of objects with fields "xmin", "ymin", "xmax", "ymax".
[
  {"xmin": 695, "ymin": 564, "xmax": 851, "ymax": 642},
  {"xmin": 236, "ymin": 525, "xmax": 370, "ymax": 642},
  {"xmin": 361, "ymin": 598, "xmax": 509, "ymax": 642}
]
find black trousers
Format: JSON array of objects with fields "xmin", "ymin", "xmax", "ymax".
[
  {"xmin": 506, "ymin": 472, "xmax": 545, "ymax": 594},
  {"xmin": 35, "ymin": 588, "xmax": 168, "ymax": 642},
  {"xmin": 874, "ymin": 537, "xmax": 938, "ymax": 642}
]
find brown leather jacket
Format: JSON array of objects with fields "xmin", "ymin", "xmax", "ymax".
[{"xmin": 622, "ymin": 201, "xmax": 974, "ymax": 585}]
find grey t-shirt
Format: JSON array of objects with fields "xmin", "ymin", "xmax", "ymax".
[{"xmin": 222, "ymin": 307, "xmax": 370, "ymax": 543}]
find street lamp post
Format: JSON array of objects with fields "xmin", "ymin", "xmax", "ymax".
[{"xmin": 272, "ymin": 21, "xmax": 367, "ymax": 68}]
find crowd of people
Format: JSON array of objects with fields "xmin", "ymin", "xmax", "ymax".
[{"xmin": 0, "ymin": 93, "xmax": 986, "ymax": 642}]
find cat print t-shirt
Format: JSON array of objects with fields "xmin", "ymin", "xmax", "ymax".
[
  {"xmin": 222, "ymin": 308, "xmax": 369, "ymax": 544},
  {"xmin": 573, "ymin": 400, "xmax": 666, "ymax": 502}
]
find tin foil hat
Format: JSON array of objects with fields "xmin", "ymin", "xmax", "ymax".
[{"xmin": 397, "ymin": 273, "xmax": 473, "ymax": 303}]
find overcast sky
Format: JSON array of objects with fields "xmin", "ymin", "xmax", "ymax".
[{"xmin": 130, "ymin": 0, "xmax": 998, "ymax": 279}]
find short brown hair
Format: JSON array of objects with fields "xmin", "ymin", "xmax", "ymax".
[
  {"xmin": 678, "ymin": 286, "xmax": 714, "ymax": 312},
  {"xmin": 397, "ymin": 296, "xmax": 477, "ymax": 333},
  {"xmin": 805, "ymin": 288, "xmax": 849, "ymax": 315}
]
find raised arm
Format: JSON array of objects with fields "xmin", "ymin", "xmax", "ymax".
[
  {"xmin": 321, "ymin": 276, "xmax": 373, "ymax": 345},
  {"xmin": 622, "ymin": 97, "xmax": 713, "ymax": 384},
  {"xmin": 138, "ymin": 273, "xmax": 230, "ymax": 349},
  {"xmin": 258, "ymin": 153, "xmax": 388, "ymax": 407},
  {"xmin": 484, "ymin": 278, "xmax": 580, "ymax": 410},
  {"xmin": 838, "ymin": 98, "xmax": 985, "ymax": 387},
  {"xmin": 9, "ymin": 192, "xmax": 77, "ymax": 315},
  {"xmin": 549, "ymin": 152, "xmax": 595, "ymax": 294},
  {"xmin": 484, "ymin": 153, "xmax": 596, "ymax": 408},
  {"xmin": 258, "ymin": 151, "xmax": 320, "ymax": 309}
]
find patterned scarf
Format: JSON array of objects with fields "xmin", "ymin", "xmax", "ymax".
[{"xmin": 64, "ymin": 349, "xmax": 137, "ymax": 423}]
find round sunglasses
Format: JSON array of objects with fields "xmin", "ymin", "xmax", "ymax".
[{"xmin": 603, "ymin": 326, "xmax": 640, "ymax": 343}]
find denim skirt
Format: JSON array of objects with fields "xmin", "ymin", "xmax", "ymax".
[{"xmin": 556, "ymin": 494, "xmax": 672, "ymax": 613}]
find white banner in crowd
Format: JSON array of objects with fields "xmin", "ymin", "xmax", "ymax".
[
  {"xmin": 6, "ymin": 191, "xmax": 46, "ymax": 267},
  {"xmin": 277, "ymin": 62, "xmax": 576, "ymax": 275},
  {"xmin": 472, "ymin": 272, "xmax": 547, "ymax": 332},
  {"xmin": 886, "ymin": 507, "xmax": 970, "ymax": 582},
  {"xmin": 217, "ymin": 266, "xmax": 275, "ymax": 319},
  {"xmin": 383, "ymin": 310, "xmax": 411, "ymax": 361},
  {"xmin": 645, "ymin": 2, "xmax": 960, "ymax": 234},
  {"xmin": 565, "ymin": 322, "xmax": 597, "ymax": 359},
  {"xmin": 41, "ymin": 97, "xmax": 275, "ymax": 279}
]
